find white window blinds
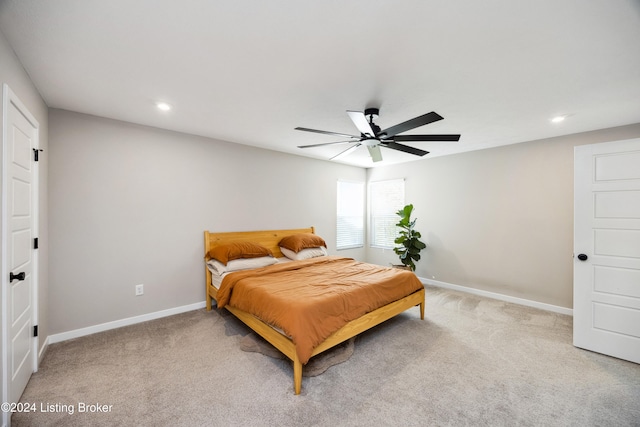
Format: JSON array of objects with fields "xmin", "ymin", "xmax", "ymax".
[
  {"xmin": 336, "ymin": 180, "xmax": 364, "ymax": 249},
  {"xmin": 369, "ymin": 179, "xmax": 405, "ymax": 248}
]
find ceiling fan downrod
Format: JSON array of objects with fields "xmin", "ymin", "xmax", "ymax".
[{"xmin": 364, "ymin": 108, "xmax": 381, "ymax": 136}]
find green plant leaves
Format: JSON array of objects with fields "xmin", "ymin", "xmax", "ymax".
[
  {"xmin": 396, "ymin": 204, "xmax": 414, "ymax": 219},
  {"xmin": 393, "ymin": 203, "xmax": 426, "ymax": 271}
]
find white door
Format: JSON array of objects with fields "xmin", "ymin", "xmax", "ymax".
[
  {"xmin": 574, "ymin": 138, "xmax": 640, "ymax": 364},
  {"xmin": 2, "ymin": 85, "xmax": 39, "ymax": 407}
]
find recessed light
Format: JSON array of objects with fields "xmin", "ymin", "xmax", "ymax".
[
  {"xmin": 156, "ymin": 102, "xmax": 171, "ymax": 111},
  {"xmin": 551, "ymin": 115, "xmax": 566, "ymax": 123}
]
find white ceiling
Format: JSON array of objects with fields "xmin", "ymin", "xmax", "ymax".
[{"xmin": 1, "ymin": 1, "xmax": 639, "ymax": 168}]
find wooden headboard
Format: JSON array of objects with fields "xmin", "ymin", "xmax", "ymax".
[{"xmin": 204, "ymin": 227, "xmax": 315, "ymax": 260}]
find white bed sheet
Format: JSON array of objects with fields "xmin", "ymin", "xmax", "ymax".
[{"xmin": 208, "ymin": 257, "xmax": 292, "ymax": 290}]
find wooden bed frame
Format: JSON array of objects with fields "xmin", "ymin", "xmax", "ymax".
[{"xmin": 204, "ymin": 227, "xmax": 425, "ymax": 394}]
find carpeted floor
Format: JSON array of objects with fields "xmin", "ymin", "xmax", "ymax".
[
  {"xmin": 240, "ymin": 332, "xmax": 355, "ymax": 377},
  {"xmin": 11, "ymin": 285, "xmax": 640, "ymax": 426}
]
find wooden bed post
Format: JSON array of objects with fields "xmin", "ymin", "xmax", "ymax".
[
  {"xmin": 204, "ymin": 231, "xmax": 213, "ymax": 311},
  {"xmin": 293, "ymin": 353, "xmax": 303, "ymax": 395}
]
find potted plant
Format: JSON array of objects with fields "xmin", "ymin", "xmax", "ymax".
[{"xmin": 393, "ymin": 204, "xmax": 426, "ymax": 271}]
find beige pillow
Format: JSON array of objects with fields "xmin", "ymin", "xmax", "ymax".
[
  {"xmin": 280, "ymin": 246, "xmax": 327, "ymax": 260},
  {"xmin": 207, "ymin": 256, "xmax": 278, "ymax": 274}
]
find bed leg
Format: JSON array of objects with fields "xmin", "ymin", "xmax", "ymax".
[
  {"xmin": 293, "ymin": 354, "xmax": 302, "ymax": 395},
  {"xmin": 205, "ymin": 264, "xmax": 213, "ymax": 311}
]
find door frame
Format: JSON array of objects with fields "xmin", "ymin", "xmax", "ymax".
[{"xmin": 1, "ymin": 84, "xmax": 40, "ymax": 423}]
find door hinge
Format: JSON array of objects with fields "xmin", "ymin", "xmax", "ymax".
[
  {"xmin": 33, "ymin": 148, "xmax": 43, "ymax": 161},
  {"xmin": 34, "ymin": 237, "xmax": 39, "ymax": 249},
  {"xmin": 33, "ymin": 325, "xmax": 38, "ymax": 337}
]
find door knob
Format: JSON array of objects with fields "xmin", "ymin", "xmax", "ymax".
[
  {"xmin": 9, "ymin": 271, "xmax": 25, "ymax": 282},
  {"xmin": 577, "ymin": 254, "xmax": 588, "ymax": 261}
]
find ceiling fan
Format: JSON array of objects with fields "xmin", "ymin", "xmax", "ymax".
[{"xmin": 295, "ymin": 108, "xmax": 460, "ymax": 162}]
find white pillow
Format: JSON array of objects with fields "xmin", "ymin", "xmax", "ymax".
[
  {"xmin": 207, "ymin": 256, "xmax": 277, "ymax": 275},
  {"xmin": 280, "ymin": 246, "xmax": 327, "ymax": 261}
]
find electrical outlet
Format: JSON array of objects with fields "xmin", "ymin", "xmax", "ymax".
[{"xmin": 135, "ymin": 284, "xmax": 144, "ymax": 296}]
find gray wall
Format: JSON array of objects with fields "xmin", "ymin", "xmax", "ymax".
[
  {"xmin": 48, "ymin": 109, "xmax": 366, "ymax": 334},
  {"xmin": 0, "ymin": 30, "xmax": 49, "ymax": 363},
  {"xmin": 367, "ymin": 123, "xmax": 640, "ymax": 309}
]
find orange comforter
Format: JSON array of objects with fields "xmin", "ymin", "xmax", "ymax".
[{"xmin": 216, "ymin": 256, "xmax": 424, "ymax": 364}]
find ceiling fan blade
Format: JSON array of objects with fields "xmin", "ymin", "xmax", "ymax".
[
  {"xmin": 367, "ymin": 145, "xmax": 383, "ymax": 162},
  {"xmin": 298, "ymin": 140, "xmax": 357, "ymax": 149},
  {"xmin": 346, "ymin": 111, "xmax": 375, "ymax": 137},
  {"xmin": 391, "ymin": 134, "xmax": 461, "ymax": 142},
  {"xmin": 382, "ymin": 141, "xmax": 429, "ymax": 157},
  {"xmin": 295, "ymin": 127, "xmax": 359, "ymax": 139},
  {"xmin": 379, "ymin": 111, "xmax": 444, "ymax": 139},
  {"xmin": 331, "ymin": 143, "xmax": 361, "ymax": 160}
]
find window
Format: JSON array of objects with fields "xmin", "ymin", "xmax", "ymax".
[
  {"xmin": 369, "ymin": 179, "xmax": 405, "ymax": 248},
  {"xmin": 336, "ymin": 180, "xmax": 364, "ymax": 249}
]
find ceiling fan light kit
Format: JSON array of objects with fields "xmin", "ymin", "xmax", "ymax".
[{"xmin": 296, "ymin": 108, "xmax": 460, "ymax": 162}]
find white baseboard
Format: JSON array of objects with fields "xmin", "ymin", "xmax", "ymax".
[
  {"xmin": 419, "ymin": 277, "xmax": 573, "ymax": 316},
  {"xmin": 38, "ymin": 336, "xmax": 49, "ymax": 364},
  {"xmin": 48, "ymin": 301, "xmax": 207, "ymax": 344}
]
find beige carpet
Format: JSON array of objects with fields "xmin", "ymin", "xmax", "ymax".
[{"xmin": 11, "ymin": 285, "xmax": 640, "ymax": 426}]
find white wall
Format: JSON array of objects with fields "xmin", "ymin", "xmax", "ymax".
[
  {"xmin": 367, "ymin": 123, "xmax": 640, "ymax": 309},
  {"xmin": 48, "ymin": 109, "xmax": 366, "ymax": 334}
]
